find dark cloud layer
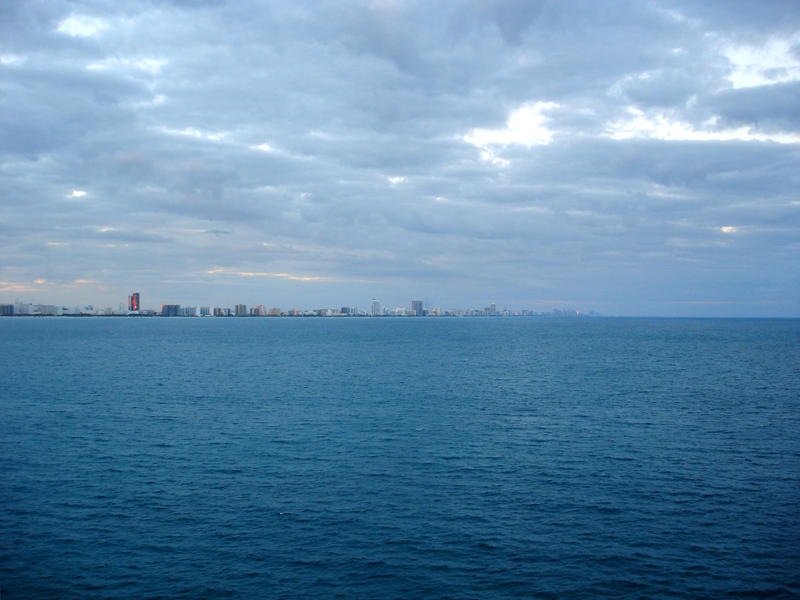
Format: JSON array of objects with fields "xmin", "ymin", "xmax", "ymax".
[{"xmin": 1, "ymin": 0, "xmax": 799, "ymax": 315}]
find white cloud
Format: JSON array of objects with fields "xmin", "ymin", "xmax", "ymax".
[
  {"xmin": 608, "ymin": 70, "xmax": 658, "ymax": 98},
  {"xmin": 156, "ymin": 127, "xmax": 228, "ymax": 142},
  {"xmin": 0, "ymin": 54, "xmax": 26, "ymax": 66},
  {"xmin": 67, "ymin": 190, "xmax": 87, "ymax": 198},
  {"xmin": 464, "ymin": 102, "xmax": 558, "ymax": 165},
  {"xmin": 481, "ymin": 152, "xmax": 510, "ymax": 167},
  {"xmin": 720, "ymin": 226, "xmax": 738, "ymax": 233},
  {"xmin": 238, "ymin": 271, "xmax": 325, "ymax": 281},
  {"xmin": 57, "ymin": 15, "xmax": 108, "ymax": 37},
  {"xmin": 387, "ymin": 176, "xmax": 405, "ymax": 184},
  {"xmin": 0, "ymin": 278, "xmax": 49, "ymax": 293},
  {"xmin": 251, "ymin": 143, "xmax": 273, "ymax": 152},
  {"xmin": 607, "ymin": 107, "xmax": 800, "ymax": 144},
  {"xmin": 87, "ymin": 57, "xmax": 167, "ymax": 74},
  {"xmin": 465, "ymin": 102, "xmax": 558, "ymax": 148},
  {"xmin": 724, "ymin": 35, "xmax": 800, "ymax": 89},
  {"xmin": 206, "ymin": 267, "xmax": 325, "ymax": 281}
]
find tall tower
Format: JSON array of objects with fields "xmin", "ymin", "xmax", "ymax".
[
  {"xmin": 128, "ymin": 292, "xmax": 140, "ymax": 312},
  {"xmin": 412, "ymin": 299, "xmax": 423, "ymax": 316},
  {"xmin": 371, "ymin": 299, "xmax": 381, "ymax": 316}
]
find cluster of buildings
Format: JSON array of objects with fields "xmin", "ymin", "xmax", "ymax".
[
  {"xmin": 144, "ymin": 297, "xmax": 523, "ymax": 318},
  {"xmin": 1, "ymin": 294, "xmax": 594, "ymax": 318},
  {"xmin": 0, "ymin": 302, "xmax": 123, "ymax": 316}
]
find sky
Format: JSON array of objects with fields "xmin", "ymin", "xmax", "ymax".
[{"xmin": 1, "ymin": 0, "xmax": 799, "ymax": 316}]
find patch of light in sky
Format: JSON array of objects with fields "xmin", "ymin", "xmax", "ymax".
[
  {"xmin": 205, "ymin": 267, "xmax": 324, "ymax": 281},
  {"xmin": 57, "ymin": 15, "xmax": 108, "ymax": 37},
  {"xmin": 157, "ymin": 127, "xmax": 228, "ymax": 142},
  {"xmin": 724, "ymin": 35, "xmax": 800, "ymax": 88},
  {"xmin": 238, "ymin": 272, "xmax": 325, "ymax": 281},
  {"xmin": 607, "ymin": 107, "xmax": 800, "ymax": 144},
  {"xmin": 464, "ymin": 102, "xmax": 558, "ymax": 165},
  {"xmin": 465, "ymin": 102, "xmax": 558, "ymax": 148},
  {"xmin": 87, "ymin": 57, "xmax": 167, "ymax": 74},
  {"xmin": 0, "ymin": 54, "xmax": 26, "ymax": 66}
]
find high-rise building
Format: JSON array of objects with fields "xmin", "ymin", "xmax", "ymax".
[
  {"xmin": 371, "ymin": 299, "xmax": 381, "ymax": 316},
  {"xmin": 13, "ymin": 302, "xmax": 32, "ymax": 315},
  {"xmin": 128, "ymin": 292, "xmax": 140, "ymax": 312},
  {"xmin": 235, "ymin": 304, "xmax": 248, "ymax": 317},
  {"xmin": 161, "ymin": 304, "xmax": 180, "ymax": 317},
  {"xmin": 36, "ymin": 304, "xmax": 63, "ymax": 316},
  {"xmin": 412, "ymin": 299, "xmax": 423, "ymax": 316},
  {"xmin": 490, "ymin": 302, "xmax": 497, "ymax": 316}
]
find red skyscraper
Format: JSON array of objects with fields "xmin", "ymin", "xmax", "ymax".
[{"xmin": 128, "ymin": 292, "xmax": 140, "ymax": 312}]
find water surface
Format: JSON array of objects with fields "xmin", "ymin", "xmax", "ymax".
[{"xmin": 2, "ymin": 317, "xmax": 799, "ymax": 598}]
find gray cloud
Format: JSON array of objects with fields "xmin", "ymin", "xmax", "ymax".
[{"xmin": 1, "ymin": 0, "xmax": 799, "ymax": 315}]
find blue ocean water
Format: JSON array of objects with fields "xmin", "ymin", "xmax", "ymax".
[{"xmin": 1, "ymin": 317, "xmax": 799, "ymax": 599}]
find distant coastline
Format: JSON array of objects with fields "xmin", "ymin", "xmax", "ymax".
[
  {"xmin": 0, "ymin": 301, "xmax": 596, "ymax": 319},
  {"xmin": 0, "ymin": 311, "xmax": 598, "ymax": 319}
]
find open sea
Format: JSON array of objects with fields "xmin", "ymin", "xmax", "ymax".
[{"xmin": 1, "ymin": 317, "xmax": 799, "ymax": 599}]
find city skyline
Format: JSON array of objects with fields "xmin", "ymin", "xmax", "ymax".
[
  {"xmin": 1, "ymin": 293, "xmax": 588, "ymax": 318},
  {"xmin": 0, "ymin": 288, "xmax": 600, "ymax": 315},
  {"xmin": 2, "ymin": 2, "xmax": 799, "ymax": 317},
  {"xmin": 0, "ymin": 284, "xmax": 793, "ymax": 318}
]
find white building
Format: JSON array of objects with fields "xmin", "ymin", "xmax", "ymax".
[
  {"xmin": 14, "ymin": 302, "xmax": 32, "ymax": 315},
  {"xmin": 35, "ymin": 304, "xmax": 63, "ymax": 316}
]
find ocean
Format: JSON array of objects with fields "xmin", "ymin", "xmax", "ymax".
[{"xmin": 1, "ymin": 317, "xmax": 798, "ymax": 598}]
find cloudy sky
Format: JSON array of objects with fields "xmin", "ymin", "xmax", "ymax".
[{"xmin": 1, "ymin": 0, "xmax": 799, "ymax": 315}]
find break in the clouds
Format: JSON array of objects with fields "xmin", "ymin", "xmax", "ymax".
[{"xmin": 1, "ymin": 0, "xmax": 799, "ymax": 315}]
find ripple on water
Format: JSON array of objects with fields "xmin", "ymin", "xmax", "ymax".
[{"xmin": 1, "ymin": 317, "xmax": 799, "ymax": 599}]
